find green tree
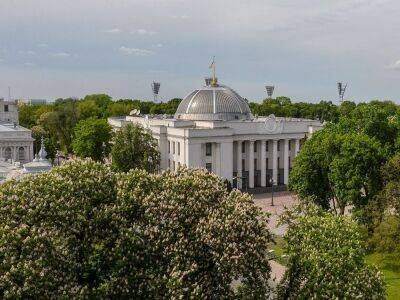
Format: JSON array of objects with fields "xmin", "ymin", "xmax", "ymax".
[
  {"xmin": 72, "ymin": 118, "xmax": 112, "ymax": 161},
  {"xmin": 111, "ymin": 123, "xmax": 160, "ymax": 172},
  {"xmin": 289, "ymin": 126, "xmax": 384, "ymax": 215},
  {"xmin": 77, "ymin": 99, "xmax": 102, "ymax": 120},
  {"xmin": 277, "ymin": 203, "xmax": 385, "ymax": 299},
  {"xmin": 0, "ymin": 160, "xmax": 273, "ymax": 298}
]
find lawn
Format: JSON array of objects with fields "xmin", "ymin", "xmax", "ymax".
[
  {"xmin": 365, "ymin": 253, "xmax": 400, "ymax": 300},
  {"xmin": 269, "ymin": 235, "xmax": 288, "ymax": 266}
]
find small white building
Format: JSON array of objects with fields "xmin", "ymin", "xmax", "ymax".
[{"xmin": 109, "ymin": 79, "xmax": 322, "ymax": 190}]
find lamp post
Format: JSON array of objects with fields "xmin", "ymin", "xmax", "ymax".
[{"xmin": 269, "ymin": 178, "xmax": 275, "ymax": 206}]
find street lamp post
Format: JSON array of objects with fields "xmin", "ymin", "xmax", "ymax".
[{"xmin": 269, "ymin": 178, "xmax": 275, "ymax": 206}]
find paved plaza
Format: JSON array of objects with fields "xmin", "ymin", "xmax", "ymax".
[
  {"xmin": 251, "ymin": 191, "xmax": 299, "ymax": 285},
  {"xmin": 253, "ymin": 191, "xmax": 298, "ymax": 236}
]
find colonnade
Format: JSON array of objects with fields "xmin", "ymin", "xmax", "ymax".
[{"xmin": 235, "ymin": 139, "xmax": 300, "ymax": 189}]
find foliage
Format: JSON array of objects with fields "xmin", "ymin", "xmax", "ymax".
[
  {"xmin": 369, "ymin": 215, "xmax": 400, "ymax": 253},
  {"xmin": 0, "ymin": 160, "xmax": 273, "ymax": 298},
  {"xmin": 111, "ymin": 123, "xmax": 160, "ymax": 172},
  {"xmin": 277, "ymin": 203, "xmax": 386, "ymax": 299},
  {"xmin": 289, "ymin": 125, "xmax": 384, "ymax": 215},
  {"xmin": 72, "ymin": 118, "xmax": 112, "ymax": 161}
]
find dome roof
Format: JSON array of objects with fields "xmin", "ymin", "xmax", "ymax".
[{"xmin": 175, "ymin": 84, "xmax": 252, "ymax": 121}]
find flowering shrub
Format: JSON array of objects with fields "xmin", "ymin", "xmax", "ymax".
[
  {"xmin": 0, "ymin": 160, "xmax": 272, "ymax": 299},
  {"xmin": 277, "ymin": 203, "xmax": 386, "ymax": 299}
]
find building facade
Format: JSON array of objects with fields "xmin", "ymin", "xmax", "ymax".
[
  {"xmin": 0, "ymin": 98, "xmax": 19, "ymax": 124},
  {"xmin": 0, "ymin": 98, "xmax": 34, "ymax": 163},
  {"xmin": 109, "ymin": 80, "xmax": 322, "ymax": 189}
]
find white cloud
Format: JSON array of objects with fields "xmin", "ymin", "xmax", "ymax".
[
  {"xmin": 132, "ymin": 29, "xmax": 157, "ymax": 36},
  {"xmin": 24, "ymin": 62, "xmax": 36, "ymax": 67},
  {"xmin": 52, "ymin": 52, "xmax": 71, "ymax": 58},
  {"xmin": 119, "ymin": 46, "xmax": 154, "ymax": 56},
  {"xmin": 387, "ymin": 60, "xmax": 400, "ymax": 71},
  {"xmin": 105, "ymin": 28, "xmax": 121, "ymax": 33},
  {"xmin": 170, "ymin": 15, "xmax": 190, "ymax": 19}
]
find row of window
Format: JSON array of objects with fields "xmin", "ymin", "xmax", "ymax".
[
  {"xmin": 168, "ymin": 159, "xmax": 181, "ymax": 170},
  {"xmin": 240, "ymin": 157, "xmax": 291, "ymax": 171},
  {"xmin": 241, "ymin": 140, "xmax": 293, "ymax": 153},
  {"xmin": 168, "ymin": 141, "xmax": 181, "ymax": 155}
]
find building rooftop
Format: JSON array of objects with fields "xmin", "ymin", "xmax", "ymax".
[{"xmin": 175, "ymin": 83, "xmax": 253, "ymax": 121}]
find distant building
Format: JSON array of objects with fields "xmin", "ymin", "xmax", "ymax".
[
  {"xmin": 0, "ymin": 98, "xmax": 19, "ymax": 123},
  {"xmin": 18, "ymin": 98, "xmax": 47, "ymax": 106},
  {"xmin": 109, "ymin": 78, "xmax": 322, "ymax": 190},
  {"xmin": 0, "ymin": 98, "xmax": 34, "ymax": 163}
]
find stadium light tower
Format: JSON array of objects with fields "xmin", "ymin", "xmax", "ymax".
[
  {"xmin": 151, "ymin": 81, "xmax": 161, "ymax": 102},
  {"xmin": 265, "ymin": 85, "xmax": 275, "ymax": 99},
  {"xmin": 337, "ymin": 82, "xmax": 347, "ymax": 103}
]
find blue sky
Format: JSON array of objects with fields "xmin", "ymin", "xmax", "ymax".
[{"xmin": 0, "ymin": 0, "xmax": 399, "ymax": 103}]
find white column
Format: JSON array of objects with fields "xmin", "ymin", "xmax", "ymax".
[
  {"xmin": 261, "ymin": 140, "xmax": 266, "ymax": 187},
  {"xmin": 186, "ymin": 142, "xmax": 202, "ymax": 168},
  {"xmin": 249, "ymin": 141, "xmax": 254, "ymax": 188},
  {"xmin": 272, "ymin": 140, "xmax": 278, "ymax": 184},
  {"xmin": 283, "ymin": 139, "xmax": 289, "ymax": 185},
  {"xmin": 219, "ymin": 141, "xmax": 233, "ymax": 182},
  {"xmin": 236, "ymin": 141, "xmax": 242, "ymax": 189},
  {"xmin": 295, "ymin": 139, "xmax": 300, "ymax": 156},
  {"xmin": 13, "ymin": 147, "xmax": 17, "ymax": 161}
]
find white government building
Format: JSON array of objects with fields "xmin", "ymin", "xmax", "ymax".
[
  {"xmin": 109, "ymin": 78, "xmax": 322, "ymax": 190},
  {"xmin": 0, "ymin": 98, "xmax": 34, "ymax": 163}
]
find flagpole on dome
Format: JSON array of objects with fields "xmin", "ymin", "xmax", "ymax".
[{"xmin": 209, "ymin": 56, "xmax": 217, "ymax": 86}]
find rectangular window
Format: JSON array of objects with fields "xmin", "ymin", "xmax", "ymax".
[
  {"xmin": 206, "ymin": 163, "xmax": 212, "ymax": 172},
  {"xmin": 254, "ymin": 141, "xmax": 257, "ymax": 152},
  {"xmin": 206, "ymin": 143, "xmax": 212, "ymax": 156},
  {"xmin": 178, "ymin": 142, "xmax": 180, "ymax": 155},
  {"xmin": 278, "ymin": 140, "xmax": 281, "ymax": 151},
  {"xmin": 168, "ymin": 159, "xmax": 171, "ymax": 169},
  {"xmin": 4, "ymin": 105, "xmax": 8, "ymax": 112},
  {"xmin": 242, "ymin": 141, "xmax": 245, "ymax": 153},
  {"xmin": 266, "ymin": 158, "xmax": 269, "ymax": 168},
  {"xmin": 168, "ymin": 141, "xmax": 170, "ymax": 154},
  {"xmin": 173, "ymin": 161, "xmax": 176, "ymax": 171},
  {"xmin": 278, "ymin": 157, "xmax": 280, "ymax": 168},
  {"xmin": 288, "ymin": 140, "xmax": 291, "ymax": 151},
  {"xmin": 242, "ymin": 159, "xmax": 245, "ymax": 171},
  {"xmin": 178, "ymin": 162, "xmax": 181, "ymax": 168},
  {"xmin": 173, "ymin": 142, "xmax": 176, "ymax": 154},
  {"xmin": 254, "ymin": 158, "xmax": 257, "ymax": 169},
  {"xmin": 266, "ymin": 141, "xmax": 269, "ymax": 152}
]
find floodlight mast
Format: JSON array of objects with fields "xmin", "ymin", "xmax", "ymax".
[
  {"xmin": 265, "ymin": 85, "xmax": 275, "ymax": 99},
  {"xmin": 151, "ymin": 82, "xmax": 161, "ymax": 102},
  {"xmin": 337, "ymin": 82, "xmax": 347, "ymax": 103}
]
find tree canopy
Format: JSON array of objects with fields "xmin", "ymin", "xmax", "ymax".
[
  {"xmin": 277, "ymin": 203, "xmax": 385, "ymax": 299},
  {"xmin": 111, "ymin": 123, "xmax": 160, "ymax": 173},
  {"xmin": 0, "ymin": 160, "xmax": 273, "ymax": 299},
  {"xmin": 289, "ymin": 125, "xmax": 384, "ymax": 215},
  {"xmin": 72, "ymin": 118, "xmax": 113, "ymax": 161}
]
